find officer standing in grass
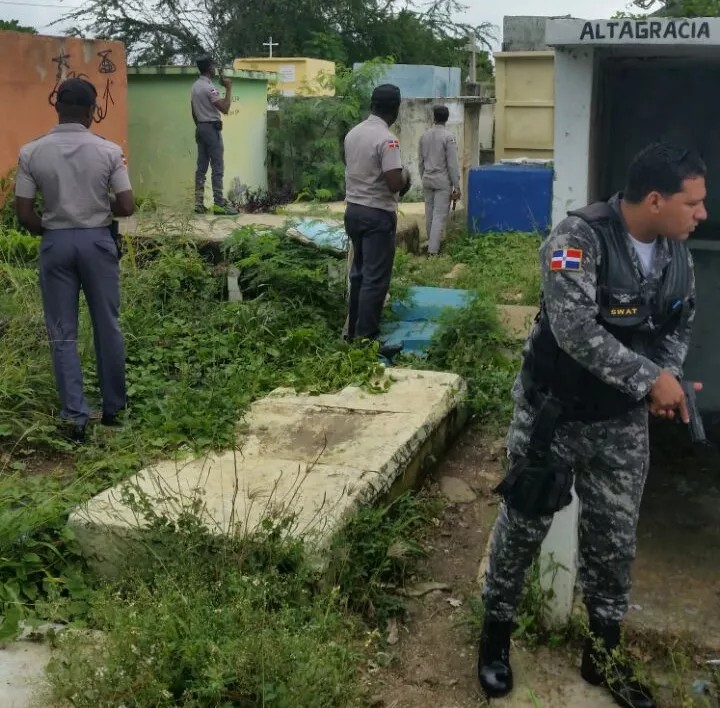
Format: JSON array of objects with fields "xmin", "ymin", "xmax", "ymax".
[
  {"xmin": 14, "ymin": 78, "xmax": 134, "ymax": 442},
  {"xmin": 343, "ymin": 83, "xmax": 411, "ymax": 358},
  {"xmin": 191, "ymin": 55, "xmax": 238, "ymax": 215},
  {"xmin": 419, "ymin": 105, "xmax": 461, "ymax": 256},
  {"xmin": 478, "ymin": 144, "xmax": 705, "ymax": 708}
]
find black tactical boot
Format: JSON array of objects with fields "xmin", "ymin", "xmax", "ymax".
[
  {"xmin": 478, "ymin": 619, "xmax": 514, "ymax": 699},
  {"xmin": 581, "ymin": 617, "xmax": 655, "ymax": 708}
]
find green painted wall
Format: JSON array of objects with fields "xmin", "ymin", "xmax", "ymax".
[{"xmin": 127, "ymin": 68, "xmax": 270, "ymax": 208}]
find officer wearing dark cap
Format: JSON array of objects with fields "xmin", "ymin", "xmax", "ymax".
[
  {"xmin": 15, "ymin": 77, "xmax": 134, "ymax": 441},
  {"xmin": 344, "ymin": 83, "xmax": 410, "ymax": 358},
  {"xmin": 191, "ymin": 55, "xmax": 237, "ymax": 215}
]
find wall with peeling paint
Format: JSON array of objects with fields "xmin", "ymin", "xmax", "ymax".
[{"xmin": 0, "ymin": 31, "xmax": 127, "ymax": 182}]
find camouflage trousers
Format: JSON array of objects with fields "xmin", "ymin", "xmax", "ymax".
[{"xmin": 482, "ymin": 386, "xmax": 650, "ymax": 624}]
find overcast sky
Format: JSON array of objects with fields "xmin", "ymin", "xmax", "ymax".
[{"xmin": 2, "ymin": 0, "xmax": 631, "ymax": 48}]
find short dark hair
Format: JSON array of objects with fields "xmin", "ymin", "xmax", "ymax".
[
  {"xmin": 371, "ymin": 83, "xmax": 401, "ymax": 113},
  {"xmin": 433, "ymin": 105, "xmax": 449, "ymax": 123},
  {"xmin": 196, "ymin": 55, "xmax": 215, "ymax": 74},
  {"xmin": 624, "ymin": 143, "xmax": 706, "ymax": 204},
  {"xmin": 56, "ymin": 78, "xmax": 97, "ymax": 120},
  {"xmin": 57, "ymin": 77, "xmax": 97, "ymax": 107}
]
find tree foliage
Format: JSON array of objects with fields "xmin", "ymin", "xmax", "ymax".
[
  {"xmin": 59, "ymin": 0, "xmax": 494, "ymax": 77},
  {"xmin": 629, "ymin": 0, "xmax": 720, "ymax": 14},
  {"xmin": 267, "ymin": 59, "xmax": 390, "ymax": 200},
  {"xmin": 0, "ymin": 19, "xmax": 38, "ymax": 33}
]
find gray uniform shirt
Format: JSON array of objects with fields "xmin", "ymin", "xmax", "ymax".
[
  {"xmin": 191, "ymin": 76, "xmax": 222, "ymax": 123},
  {"xmin": 344, "ymin": 115, "xmax": 403, "ymax": 214},
  {"xmin": 15, "ymin": 124, "xmax": 131, "ymax": 231},
  {"xmin": 418, "ymin": 125, "xmax": 460, "ymax": 191}
]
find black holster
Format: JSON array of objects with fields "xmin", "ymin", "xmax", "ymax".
[
  {"xmin": 110, "ymin": 219, "xmax": 123, "ymax": 259},
  {"xmin": 494, "ymin": 396, "xmax": 574, "ymax": 517}
]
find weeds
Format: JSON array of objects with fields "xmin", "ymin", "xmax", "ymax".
[
  {"xmin": 326, "ymin": 492, "xmax": 443, "ymax": 626},
  {"xmin": 46, "ymin": 491, "xmax": 368, "ymax": 707},
  {"xmin": 0, "ymin": 232, "xmax": 382, "ymax": 458},
  {"xmin": 421, "ymin": 295, "xmax": 522, "ymax": 427},
  {"xmin": 234, "ymin": 185, "xmax": 295, "ymax": 214},
  {"xmin": 0, "ymin": 471, "xmax": 93, "ymax": 639},
  {"xmin": 43, "ymin": 478, "xmax": 439, "ymax": 706},
  {"xmin": 393, "ymin": 230, "xmax": 542, "ymax": 306},
  {"xmin": 0, "ymin": 228, "xmax": 40, "ymax": 266},
  {"xmin": 0, "ymin": 227, "xmax": 385, "ymax": 633}
]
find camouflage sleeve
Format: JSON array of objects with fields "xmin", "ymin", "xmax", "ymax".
[
  {"xmin": 651, "ymin": 249, "xmax": 695, "ymax": 378},
  {"xmin": 541, "ymin": 216, "xmax": 662, "ymax": 400}
]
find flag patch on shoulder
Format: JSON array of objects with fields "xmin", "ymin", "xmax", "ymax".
[
  {"xmin": 550, "ymin": 248, "xmax": 583, "ymax": 271},
  {"xmin": 387, "ymin": 139, "xmax": 400, "ymax": 149}
]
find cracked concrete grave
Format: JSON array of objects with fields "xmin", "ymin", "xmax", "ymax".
[{"xmin": 68, "ymin": 368, "xmax": 468, "ymax": 574}]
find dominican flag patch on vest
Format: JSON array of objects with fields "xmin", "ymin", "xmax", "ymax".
[{"xmin": 550, "ymin": 248, "xmax": 583, "ymax": 271}]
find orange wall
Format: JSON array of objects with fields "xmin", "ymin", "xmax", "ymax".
[{"xmin": 0, "ymin": 32, "xmax": 128, "ymax": 179}]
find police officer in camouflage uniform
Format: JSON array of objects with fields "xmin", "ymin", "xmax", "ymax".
[{"xmin": 478, "ymin": 144, "xmax": 707, "ymax": 708}]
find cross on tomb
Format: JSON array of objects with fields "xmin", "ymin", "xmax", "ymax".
[{"xmin": 263, "ymin": 36, "xmax": 279, "ymax": 58}]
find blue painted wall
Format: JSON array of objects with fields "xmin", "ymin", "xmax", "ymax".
[{"xmin": 353, "ymin": 63, "xmax": 461, "ymax": 99}]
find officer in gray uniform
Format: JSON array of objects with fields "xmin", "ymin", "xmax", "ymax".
[
  {"xmin": 15, "ymin": 78, "xmax": 134, "ymax": 441},
  {"xmin": 478, "ymin": 144, "xmax": 706, "ymax": 708},
  {"xmin": 419, "ymin": 105, "xmax": 461, "ymax": 255},
  {"xmin": 344, "ymin": 84, "xmax": 411, "ymax": 357},
  {"xmin": 191, "ymin": 55, "xmax": 237, "ymax": 215}
]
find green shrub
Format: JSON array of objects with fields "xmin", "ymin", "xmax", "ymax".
[{"xmin": 0, "ymin": 228, "xmax": 41, "ymax": 266}]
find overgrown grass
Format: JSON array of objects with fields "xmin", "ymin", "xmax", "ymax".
[
  {"xmin": 0, "ymin": 210, "xmax": 533, "ymax": 704},
  {"xmin": 41, "ymin": 483, "xmax": 439, "ymax": 707},
  {"xmin": 417, "ymin": 296, "xmax": 522, "ymax": 428},
  {"xmin": 0, "ymin": 470, "xmax": 93, "ymax": 640},
  {"xmin": 0, "ymin": 229, "xmax": 383, "ymax": 463},
  {"xmin": 0, "ymin": 223, "xmax": 388, "ymax": 633},
  {"xmin": 393, "ymin": 229, "xmax": 542, "ymax": 306}
]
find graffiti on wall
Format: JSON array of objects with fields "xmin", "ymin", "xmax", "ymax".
[
  {"xmin": 95, "ymin": 49, "xmax": 116, "ymax": 122},
  {"xmin": 47, "ymin": 47, "xmax": 117, "ymax": 124}
]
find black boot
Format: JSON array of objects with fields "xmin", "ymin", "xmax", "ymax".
[
  {"xmin": 581, "ymin": 618, "xmax": 655, "ymax": 708},
  {"xmin": 478, "ymin": 619, "xmax": 514, "ymax": 699}
]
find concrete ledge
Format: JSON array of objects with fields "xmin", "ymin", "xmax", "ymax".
[
  {"xmin": 69, "ymin": 369, "xmax": 467, "ymax": 575},
  {"xmin": 119, "ymin": 201, "xmax": 425, "ymax": 254}
]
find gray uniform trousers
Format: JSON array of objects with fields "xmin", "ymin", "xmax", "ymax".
[
  {"xmin": 344, "ymin": 202, "xmax": 397, "ymax": 341},
  {"xmin": 482, "ymin": 388, "xmax": 650, "ymax": 624},
  {"xmin": 195, "ymin": 122, "xmax": 225, "ymax": 207},
  {"xmin": 424, "ymin": 187, "xmax": 452, "ymax": 255},
  {"xmin": 39, "ymin": 228, "xmax": 126, "ymax": 427}
]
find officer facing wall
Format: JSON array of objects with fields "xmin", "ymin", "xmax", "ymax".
[
  {"xmin": 478, "ymin": 144, "xmax": 706, "ymax": 708},
  {"xmin": 419, "ymin": 104, "xmax": 461, "ymax": 256},
  {"xmin": 14, "ymin": 78, "xmax": 135, "ymax": 442},
  {"xmin": 191, "ymin": 55, "xmax": 237, "ymax": 216},
  {"xmin": 343, "ymin": 83, "xmax": 412, "ymax": 360}
]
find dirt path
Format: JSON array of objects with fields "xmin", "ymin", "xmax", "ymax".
[{"xmin": 367, "ymin": 427, "xmax": 645, "ymax": 708}]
